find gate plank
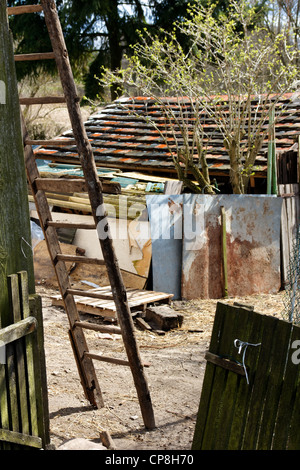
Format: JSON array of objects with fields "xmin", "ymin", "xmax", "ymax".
[
  {"xmin": 272, "ymin": 324, "xmax": 300, "ymax": 449},
  {"xmin": 18, "ymin": 271, "xmax": 39, "ymax": 439},
  {"xmin": 8, "ymin": 274, "xmax": 30, "ymax": 437},
  {"xmin": 201, "ymin": 303, "xmax": 238, "ymax": 450},
  {"xmin": 257, "ymin": 318, "xmax": 293, "ymax": 449},
  {"xmin": 0, "ymin": 428, "xmax": 42, "ymax": 449},
  {"xmin": 191, "ymin": 303, "xmax": 226, "ymax": 450},
  {"xmin": 242, "ymin": 314, "xmax": 278, "ymax": 449},
  {"xmin": 228, "ymin": 310, "xmax": 263, "ymax": 449},
  {"xmin": 214, "ymin": 305, "xmax": 253, "ymax": 450}
]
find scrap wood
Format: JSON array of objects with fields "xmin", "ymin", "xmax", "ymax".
[{"xmin": 145, "ymin": 305, "xmax": 184, "ymax": 331}]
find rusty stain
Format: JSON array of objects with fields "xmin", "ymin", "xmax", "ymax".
[{"xmin": 181, "ymin": 195, "xmax": 282, "ymax": 300}]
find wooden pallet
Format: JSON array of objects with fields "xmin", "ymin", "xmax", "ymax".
[{"xmin": 51, "ymin": 287, "xmax": 173, "ymax": 319}]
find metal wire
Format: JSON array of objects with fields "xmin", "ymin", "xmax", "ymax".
[{"xmin": 282, "ymin": 224, "xmax": 300, "ymax": 325}]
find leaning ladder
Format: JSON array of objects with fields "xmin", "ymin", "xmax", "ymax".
[{"xmin": 7, "ymin": 0, "xmax": 155, "ymax": 429}]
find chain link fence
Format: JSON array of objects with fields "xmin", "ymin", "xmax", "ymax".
[{"xmin": 282, "ymin": 225, "xmax": 300, "ymax": 325}]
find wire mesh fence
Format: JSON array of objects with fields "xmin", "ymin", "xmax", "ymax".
[{"xmin": 282, "ymin": 224, "xmax": 300, "ymax": 325}]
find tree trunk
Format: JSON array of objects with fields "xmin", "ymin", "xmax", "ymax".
[{"xmin": 0, "ymin": 4, "xmax": 35, "ymax": 326}]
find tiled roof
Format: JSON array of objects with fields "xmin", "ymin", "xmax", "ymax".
[{"xmin": 34, "ymin": 94, "xmax": 300, "ymax": 178}]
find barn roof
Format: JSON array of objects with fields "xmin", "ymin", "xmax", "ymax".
[{"xmin": 34, "ymin": 94, "xmax": 300, "ymax": 179}]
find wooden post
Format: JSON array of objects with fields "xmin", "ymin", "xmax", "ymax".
[
  {"xmin": 221, "ymin": 206, "xmax": 228, "ymax": 298},
  {"xmin": 267, "ymin": 109, "xmax": 273, "ymax": 195},
  {"xmin": 0, "ymin": 2, "xmax": 35, "ymax": 326},
  {"xmin": 267, "ymin": 107, "xmax": 277, "ymax": 195},
  {"xmin": 40, "ymin": 0, "xmax": 155, "ymax": 429}
]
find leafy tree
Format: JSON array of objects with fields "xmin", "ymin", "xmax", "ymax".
[{"xmin": 102, "ymin": 0, "xmax": 298, "ymax": 194}]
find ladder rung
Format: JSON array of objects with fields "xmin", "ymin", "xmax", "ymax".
[
  {"xmin": 66, "ymin": 289, "xmax": 115, "ymax": 301},
  {"xmin": 84, "ymin": 352, "xmax": 150, "ymax": 368},
  {"xmin": 47, "ymin": 220, "xmax": 96, "ymax": 230},
  {"xmin": 56, "ymin": 254, "xmax": 105, "ymax": 266},
  {"xmin": 84, "ymin": 352, "xmax": 130, "ymax": 367},
  {"xmin": 25, "ymin": 139, "xmax": 76, "ymax": 146},
  {"xmin": 20, "ymin": 96, "xmax": 66, "ymax": 105},
  {"xmin": 8, "ymin": 5, "xmax": 43, "ymax": 15},
  {"xmin": 14, "ymin": 52, "xmax": 55, "ymax": 62},
  {"xmin": 34, "ymin": 177, "xmax": 121, "ymax": 195},
  {"xmin": 36, "ymin": 178, "xmax": 87, "ymax": 193},
  {"xmin": 74, "ymin": 321, "xmax": 122, "ymax": 335}
]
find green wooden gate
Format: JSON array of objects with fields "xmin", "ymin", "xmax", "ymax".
[
  {"xmin": 192, "ymin": 302, "xmax": 300, "ymax": 450},
  {"xmin": 0, "ymin": 271, "xmax": 49, "ymax": 450}
]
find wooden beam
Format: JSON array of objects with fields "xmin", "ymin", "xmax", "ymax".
[
  {"xmin": 7, "ymin": 5, "xmax": 43, "ymax": 15},
  {"xmin": 221, "ymin": 206, "xmax": 228, "ymax": 298},
  {"xmin": 0, "ymin": 428, "xmax": 42, "ymax": 449},
  {"xmin": 0, "ymin": 316, "xmax": 37, "ymax": 346},
  {"xmin": 205, "ymin": 351, "xmax": 246, "ymax": 376}
]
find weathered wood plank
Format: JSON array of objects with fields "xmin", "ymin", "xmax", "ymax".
[
  {"xmin": 201, "ymin": 304, "xmax": 238, "ymax": 449},
  {"xmin": 257, "ymin": 319, "xmax": 293, "ymax": 449},
  {"xmin": 0, "ymin": 428, "xmax": 42, "ymax": 449},
  {"xmin": 18, "ymin": 272, "xmax": 39, "ymax": 439},
  {"xmin": 7, "ymin": 274, "xmax": 30, "ymax": 437},
  {"xmin": 204, "ymin": 351, "xmax": 245, "ymax": 376},
  {"xmin": 227, "ymin": 310, "xmax": 263, "ymax": 450},
  {"xmin": 0, "ymin": 316, "xmax": 37, "ymax": 346},
  {"xmin": 241, "ymin": 315, "xmax": 279, "ymax": 449},
  {"xmin": 272, "ymin": 324, "xmax": 300, "ymax": 449},
  {"xmin": 213, "ymin": 305, "xmax": 253, "ymax": 450},
  {"xmin": 192, "ymin": 304, "xmax": 225, "ymax": 450},
  {"xmin": 29, "ymin": 293, "xmax": 50, "ymax": 447}
]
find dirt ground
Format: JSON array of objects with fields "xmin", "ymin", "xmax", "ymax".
[{"xmin": 37, "ymin": 284, "xmax": 286, "ymax": 451}]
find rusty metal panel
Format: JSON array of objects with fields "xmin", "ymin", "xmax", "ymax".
[{"xmin": 182, "ymin": 195, "xmax": 283, "ymax": 299}]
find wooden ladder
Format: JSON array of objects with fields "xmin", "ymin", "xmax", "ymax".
[{"xmin": 8, "ymin": 0, "xmax": 155, "ymax": 430}]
